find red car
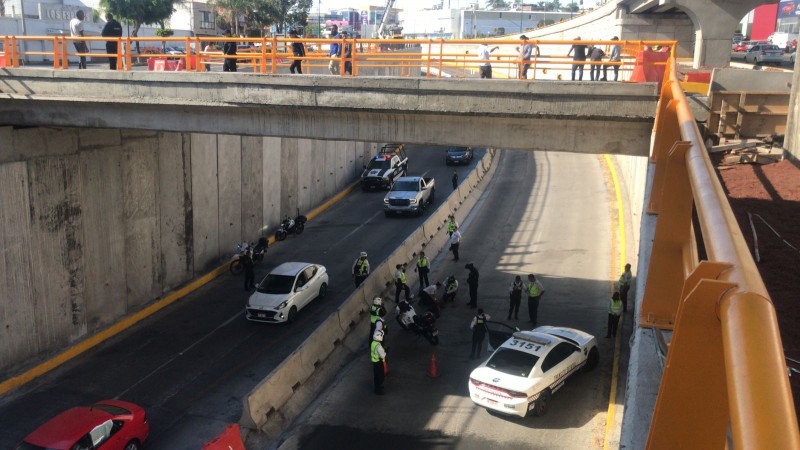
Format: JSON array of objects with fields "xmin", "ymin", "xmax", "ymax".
[
  {"xmin": 16, "ymin": 400, "xmax": 149, "ymax": 450},
  {"xmin": 733, "ymin": 42, "xmax": 747, "ymax": 52}
]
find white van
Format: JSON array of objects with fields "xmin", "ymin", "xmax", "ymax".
[{"xmin": 768, "ymin": 32, "xmax": 797, "ymax": 51}]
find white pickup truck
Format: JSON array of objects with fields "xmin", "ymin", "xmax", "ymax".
[{"xmin": 383, "ymin": 176, "xmax": 435, "ymax": 217}]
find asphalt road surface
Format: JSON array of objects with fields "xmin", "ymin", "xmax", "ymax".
[
  {"xmin": 274, "ymin": 150, "xmax": 630, "ymax": 450},
  {"xmin": 0, "ymin": 145, "xmax": 484, "ymax": 449}
]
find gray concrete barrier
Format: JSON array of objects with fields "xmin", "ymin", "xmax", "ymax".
[{"xmin": 240, "ymin": 148, "xmax": 497, "ymax": 431}]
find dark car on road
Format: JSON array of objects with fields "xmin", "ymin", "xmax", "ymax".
[{"xmin": 445, "ymin": 146, "xmax": 473, "ymax": 165}]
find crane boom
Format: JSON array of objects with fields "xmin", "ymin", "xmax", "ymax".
[{"xmin": 376, "ymin": 0, "xmax": 395, "ymax": 37}]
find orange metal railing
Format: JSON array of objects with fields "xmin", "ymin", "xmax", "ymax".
[
  {"xmin": 643, "ymin": 48, "xmax": 800, "ymax": 449},
  {"xmin": 0, "ymin": 35, "xmax": 675, "ymax": 82}
]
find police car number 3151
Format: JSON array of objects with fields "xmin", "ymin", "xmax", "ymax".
[{"xmin": 508, "ymin": 339, "xmax": 541, "ymax": 352}]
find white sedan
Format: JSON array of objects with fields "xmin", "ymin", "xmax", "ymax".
[
  {"xmin": 245, "ymin": 262, "xmax": 328, "ymax": 323},
  {"xmin": 468, "ymin": 326, "xmax": 599, "ymax": 417}
]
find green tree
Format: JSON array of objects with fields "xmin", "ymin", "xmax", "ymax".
[
  {"xmin": 100, "ymin": 0, "xmax": 181, "ymax": 49},
  {"xmin": 547, "ymin": 0, "xmax": 561, "ymax": 11},
  {"xmin": 566, "ymin": 2, "xmax": 578, "ymax": 12},
  {"xmin": 485, "ymin": 0, "xmax": 509, "ymax": 9}
]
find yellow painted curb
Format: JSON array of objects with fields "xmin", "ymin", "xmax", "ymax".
[{"xmin": 0, "ymin": 179, "xmax": 362, "ymax": 397}]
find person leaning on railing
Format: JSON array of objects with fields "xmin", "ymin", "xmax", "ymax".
[{"xmin": 603, "ymin": 36, "xmax": 621, "ymax": 81}]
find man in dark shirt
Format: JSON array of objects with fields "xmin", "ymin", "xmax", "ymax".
[
  {"xmin": 589, "ymin": 45, "xmax": 605, "ymax": 81},
  {"xmin": 289, "ymin": 29, "xmax": 305, "ymax": 74},
  {"xmin": 567, "ymin": 36, "xmax": 587, "ymax": 81},
  {"xmin": 341, "ymin": 31, "xmax": 353, "ymax": 75},
  {"xmin": 101, "ymin": 13, "xmax": 123, "ymax": 70},
  {"xmin": 222, "ymin": 30, "xmax": 237, "ymax": 72}
]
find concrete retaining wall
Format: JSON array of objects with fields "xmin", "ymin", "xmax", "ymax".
[
  {"xmin": 240, "ymin": 148, "xmax": 498, "ymax": 431},
  {"xmin": 0, "ymin": 126, "xmax": 372, "ymax": 375}
]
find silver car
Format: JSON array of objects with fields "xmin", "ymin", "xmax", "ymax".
[
  {"xmin": 745, "ymin": 44, "xmax": 784, "ymax": 65},
  {"xmin": 245, "ymin": 262, "xmax": 328, "ymax": 323}
]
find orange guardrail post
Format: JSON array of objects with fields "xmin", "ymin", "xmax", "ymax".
[
  {"xmin": 11, "ymin": 36, "xmax": 18, "ymax": 67},
  {"xmin": 61, "ymin": 37, "xmax": 69, "ymax": 69},
  {"xmin": 124, "ymin": 37, "xmax": 131, "ymax": 71},
  {"xmin": 52, "ymin": 36, "xmax": 60, "ymax": 69},
  {"xmin": 271, "ymin": 37, "xmax": 277, "ymax": 74},
  {"xmin": 426, "ymin": 39, "xmax": 432, "ymax": 78},
  {"xmin": 646, "ymin": 273, "xmax": 735, "ymax": 449}
]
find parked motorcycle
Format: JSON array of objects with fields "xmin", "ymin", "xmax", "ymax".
[
  {"xmin": 395, "ymin": 299, "xmax": 439, "ymax": 345},
  {"xmin": 229, "ymin": 237, "xmax": 268, "ymax": 275},
  {"xmin": 275, "ymin": 213, "xmax": 308, "ymax": 241}
]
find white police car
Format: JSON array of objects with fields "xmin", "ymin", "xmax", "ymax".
[
  {"xmin": 360, "ymin": 144, "xmax": 408, "ymax": 190},
  {"xmin": 468, "ymin": 326, "xmax": 599, "ymax": 417}
]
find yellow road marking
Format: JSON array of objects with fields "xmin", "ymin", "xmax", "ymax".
[
  {"xmin": 0, "ymin": 179, "xmax": 361, "ymax": 396},
  {"xmin": 601, "ymin": 154, "xmax": 626, "ymax": 449}
]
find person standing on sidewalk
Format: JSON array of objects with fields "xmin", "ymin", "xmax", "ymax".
[
  {"xmin": 416, "ymin": 251, "xmax": 431, "ymax": 288},
  {"xmin": 526, "ymin": 273, "xmax": 545, "ymax": 325},
  {"xmin": 371, "ymin": 330, "xmax": 387, "ymax": 395},
  {"xmin": 465, "ymin": 263, "xmax": 479, "ymax": 308},
  {"xmin": 449, "ymin": 227, "xmax": 462, "ymax": 261},
  {"xmin": 606, "ymin": 292, "xmax": 622, "ymax": 338},
  {"xmin": 508, "ymin": 275, "xmax": 523, "ymax": 320},
  {"xmin": 618, "ymin": 263, "xmax": 632, "ymax": 313},
  {"xmin": 470, "ymin": 309, "xmax": 491, "ymax": 359}
]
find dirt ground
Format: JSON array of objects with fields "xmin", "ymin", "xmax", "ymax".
[{"xmin": 711, "ymin": 155, "xmax": 800, "ymax": 418}]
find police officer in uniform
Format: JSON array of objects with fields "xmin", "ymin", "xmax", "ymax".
[
  {"xmin": 371, "ymin": 330, "xmax": 387, "ymax": 395},
  {"xmin": 447, "ymin": 215, "xmax": 458, "ymax": 236},
  {"xmin": 242, "ymin": 250, "xmax": 255, "ymax": 291},
  {"xmin": 443, "ymin": 275, "xmax": 458, "ymax": 304},
  {"xmin": 394, "ymin": 263, "xmax": 412, "ymax": 304},
  {"xmin": 465, "ymin": 263, "xmax": 479, "ymax": 308},
  {"xmin": 526, "ymin": 273, "xmax": 545, "ymax": 325},
  {"xmin": 606, "ymin": 291, "xmax": 622, "ymax": 338},
  {"xmin": 618, "ymin": 263, "xmax": 632, "ymax": 313},
  {"xmin": 415, "ymin": 251, "xmax": 431, "ymax": 288},
  {"xmin": 470, "ymin": 309, "xmax": 491, "ymax": 359},
  {"xmin": 369, "ymin": 297, "xmax": 387, "ymax": 344},
  {"xmin": 352, "ymin": 251, "xmax": 370, "ymax": 287},
  {"xmin": 508, "ymin": 275, "xmax": 523, "ymax": 320}
]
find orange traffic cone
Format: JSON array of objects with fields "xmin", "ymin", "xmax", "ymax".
[{"xmin": 428, "ymin": 351, "xmax": 440, "ymax": 378}]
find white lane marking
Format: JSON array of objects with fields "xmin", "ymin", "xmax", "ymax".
[
  {"xmin": 339, "ymin": 211, "xmax": 383, "ymax": 242},
  {"xmin": 115, "ymin": 311, "xmax": 245, "ymax": 400}
]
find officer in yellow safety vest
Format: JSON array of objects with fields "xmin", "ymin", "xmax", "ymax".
[
  {"xmin": 447, "ymin": 215, "xmax": 459, "ymax": 236},
  {"xmin": 371, "ymin": 330, "xmax": 387, "ymax": 395},
  {"xmin": 618, "ymin": 263, "xmax": 632, "ymax": 313},
  {"xmin": 416, "ymin": 251, "xmax": 431, "ymax": 288},
  {"xmin": 369, "ymin": 297, "xmax": 387, "ymax": 344},
  {"xmin": 606, "ymin": 291, "xmax": 622, "ymax": 338},
  {"xmin": 526, "ymin": 274, "xmax": 545, "ymax": 325},
  {"xmin": 470, "ymin": 309, "xmax": 491, "ymax": 359},
  {"xmin": 352, "ymin": 251, "xmax": 370, "ymax": 288},
  {"xmin": 394, "ymin": 263, "xmax": 412, "ymax": 304}
]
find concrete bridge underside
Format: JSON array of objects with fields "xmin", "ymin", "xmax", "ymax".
[{"xmin": 0, "ymin": 69, "xmax": 657, "ymax": 156}]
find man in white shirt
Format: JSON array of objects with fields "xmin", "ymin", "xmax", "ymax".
[
  {"xmin": 477, "ymin": 42, "xmax": 499, "ymax": 79},
  {"xmin": 69, "ymin": 10, "xmax": 87, "ymax": 69},
  {"xmin": 449, "ymin": 227, "xmax": 462, "ymax": 261}
]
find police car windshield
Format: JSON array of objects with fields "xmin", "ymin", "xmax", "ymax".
[
  {"xmin": 257, "ymin": 274, "xmax": 295, "ymax": 294},
  {"xmin": 367, "ymin": 159, "xmax": 391, "ymax": 170},
  {"xmin": 486, "ymin": 348, "xmax": 539, "ymax": 377}
]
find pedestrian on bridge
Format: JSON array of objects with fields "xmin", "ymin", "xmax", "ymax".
[
  {"xmin": 526, "ymin": 273, "xmax": 545, "ymax": 325},
  {"xmin": 603, "ymin": 36, "xmax": 621, "ymax": 81},
  {"xmin": 101, "ymin": 13, "xmax": 123, "ymax": 70},
  {"xmin": 567, "ymin": 36, "xmax": 587, "ymax": 81},
  {"xmin": 352, "ymin": 251, "xmax": 370, "ymax": 287},
  {"xmin": 341, "ymin": 31, "xmax": 353, "ymax": 75},
  {"xmin": 589, "ymin": 45, "xmax": 605, "ymax": 81},
  {"xmin": 222, "ymin": 30, "xmax": 237, "ymax": 72},
  {"xmin": 328, "ymin": 25, "xmax": 341, "ymax": 74},
  {"xmin": 618, "ymin": 263, "xmax": 632, "ymax": 313},
  {"xmin": 478, "ymin": 42, "xmax": 500, "ymax": 79},
  {"xmin": 69, "ymin": 10, "xmax": 87, "ymax": 70},
  {"xmin": 465, "ymin": 263, "xmax": 479, "ymax": 308},
  {"xmin": 289, "ymin": 29, "xmax": 305, "ymax": 74},
  {"xmin": 606, "ymin": 292, "xmax": 622, "ymax": 338}
]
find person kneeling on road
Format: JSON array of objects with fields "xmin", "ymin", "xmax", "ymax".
[
  {"xmin": 443, "ymin": 275, "xmax": 458, "ymax": 304},
  {"xmin": 419, "ymin": 281, "xmax": 442, "ymax": 318}
]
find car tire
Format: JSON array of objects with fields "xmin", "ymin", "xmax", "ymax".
[
  {"xmin": 318, "ymin": 282, "xmax": 327, "ymax": 299},
  {"xmin": 230, "ymin": 259, "xmax": 244, "ymax": 275},
  {"xmin": 288, "ymin": 306, "xmax": 298, "ymax": 323},
  {"xmin": 123, "ymin": 440, "xmax": 140, "ymax": 450},
  {"xmin": 532, "ymin": 388, "xmax": 551, "ymax": 417},
  {"xmin": 584, "ymin": 346, "xmax": 599, "ymax": 372}
]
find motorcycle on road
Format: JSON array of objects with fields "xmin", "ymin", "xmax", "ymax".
[
  {"xmin": 275, "ymin": 213, "xmax": 308, "ymax": 241},
  {"xmin": 395, "ymin": 299, "xmax": 440, "ymax": 345},
  {"xmin": 229, "ymin": 237, "xmax": 268, "ymax": 275}
]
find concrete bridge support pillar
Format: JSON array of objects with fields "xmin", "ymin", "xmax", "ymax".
[{"xmin": 676, "ymin": 0, "xmax": 762, "ymax": 69}]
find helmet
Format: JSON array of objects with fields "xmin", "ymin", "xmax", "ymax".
[
  {"xmin": 360, "ymin": 251, "xmax": 367, "ymax": 258},
  {"xmin": 373, "ymin": 330, "xmax": 384, "ymax": 342},
  {"xmin": 373, "ymin": 297, "xmax": 383, "ymax": 306}
]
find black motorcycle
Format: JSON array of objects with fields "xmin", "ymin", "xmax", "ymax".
[
  {"xmin": 229, "ymin": 237, "xmax": 268, "ymax": 275},
  {"xmin": 396, "ymin": 301, "xmax": 439, "ymax": 346},
  {"xmin": 275, "ymin": 214, "xmax": 308, "ymax": 241}
]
